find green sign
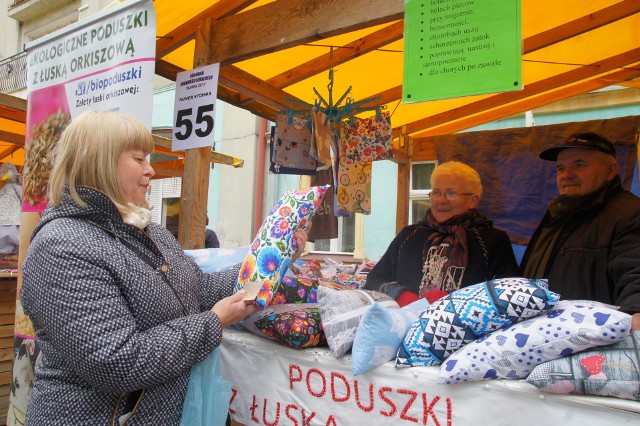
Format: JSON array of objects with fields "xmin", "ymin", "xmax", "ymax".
[{"xmin": 403, "ymin": 0, "xmax": 522, "ymax": 103}]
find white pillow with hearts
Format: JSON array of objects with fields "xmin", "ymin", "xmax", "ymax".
[{"xmin": 437, "ymin": 299, "xmax": 632, "ymax": 384}]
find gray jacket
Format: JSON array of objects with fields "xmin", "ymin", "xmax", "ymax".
[{"xmin": 21, "ymin": 187, "xmax": 239, "ymax": 425}]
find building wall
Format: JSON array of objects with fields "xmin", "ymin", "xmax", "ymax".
[
  {"xmin": 214, "ymin": 103, "xmax": 259, "ymax": 247},
  {"xmin": 0, "ymin": 0, "xmax": 21, "ymax": 59}
]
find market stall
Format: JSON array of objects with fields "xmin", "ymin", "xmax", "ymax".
[{"xmin": 220, "ymin": 327, "xmax": 640, "ymax": 426}]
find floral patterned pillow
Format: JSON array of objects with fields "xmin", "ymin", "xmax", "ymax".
[
  {"xmin": 255, "ymin": 305, "xmax": 325, "ymax": 349},
  {"xmin": 270, "ymin": 276, "xmax": 351, "ymax": 305},
  {"xmin": 236, "ymin": 185, "xmax": 329, "ymax": 307},
  {"xmin": 241, "ymin": 303, "xmax": 325, "ymax": 349}
]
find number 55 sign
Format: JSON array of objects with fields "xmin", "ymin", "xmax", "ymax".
[{"xmin": 172, "ymin": 63, "xmax": 220, "ymax": 151}]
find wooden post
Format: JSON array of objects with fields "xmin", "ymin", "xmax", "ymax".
[
  {"xmin": 177, "ymin": 18, "xmax": 215, "ymax": 249},
  {"xmin": 393, "ymin": 147, "xmax": 410, "ymax": 234}
]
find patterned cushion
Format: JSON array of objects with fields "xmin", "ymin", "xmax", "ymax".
[
  {"xmin": 525, "ymin": 331, "xmax": 640, "ymax": 401},
  {"xmin": 352, "ymin": 299, "xmax": 429, "ymax": 376},
  {"xmin": 438, "ymin": 300, "xmax": 632, "ymax": 384},
  {"xmin": 396, "ymin": 278, "xmax": 559, "ymax": 367},
  {"xmin": 317, "ymin": 286, "xmax": 398, "ymax": 358},
  {"xmin": 270, "ymin": 276, "xmax": 318, "ymax": 305},
  {"xmin": 241, "ymin": 303, "xmax": 325, "ymax": 348},
  {"xmin": 236, "ymin": 186, "xmax": 329, "ymax": 307},
  {"xmin": 270, "ymin": 276, "xmax": 351, "ymax": 305}
]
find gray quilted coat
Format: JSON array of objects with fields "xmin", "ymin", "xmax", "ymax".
[{"xmin": 21, "ymin": 187, "xmax": 239, "ymax": 425}]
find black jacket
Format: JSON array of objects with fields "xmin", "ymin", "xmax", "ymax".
[
  {"xmin": 521, "ymin": 178, "xmax": 640, "ymax": 314},
  {"xmin": 364, "ymin": 222, "xmax": 520, "ymax": 298}
]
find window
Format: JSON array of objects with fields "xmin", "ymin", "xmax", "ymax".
[
  {"xmin": 310, "ymin": 214, "xmax": 357, "ymax": 254},
  {"xmin": 409, "ymin": 161, "xmax": 437, "ymax": 224},
  {"xmin": 163, "ymin": 197, "xmax": 180, "ymax": 238}
]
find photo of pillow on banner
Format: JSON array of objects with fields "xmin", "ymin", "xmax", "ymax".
[
  {"xmin": 403, "ymin": 0, "xmax": 522, "ymax": 102},
  {"xmin": 236, "ymin": 185, "xmax": 330, "ymax": 308}
]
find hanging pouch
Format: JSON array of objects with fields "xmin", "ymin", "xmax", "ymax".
[
  {"xmin": 343, "ymin": 112, "xmax": 393, "ymax": 164},
  {"xmin": 336, "ymin": 126, "xmax": 372, "ymax": 215},
  {"xmin": 269, "ymin": 125, "xmax": 316, "ymax": 175},
  {"xmin": 273, "ymin": 115, "xmax": 317, "ymax": 173}
]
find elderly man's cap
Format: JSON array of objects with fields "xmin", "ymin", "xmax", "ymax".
[{"xmin": 538, "ymin": 132, "xmax": 616, "ymax": 161}]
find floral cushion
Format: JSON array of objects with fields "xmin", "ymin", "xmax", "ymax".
[
  {"xmin": 525, "ymin": 330, "xmax": 640, "ymax": 401},
  {"xmin": 270, "ymin": 276, "xmax": 351, "ymax": 305},
  {"xmin": 352, "ymin": 299, "xmax": 429, "ymax": 376},
  {"xmin": 236, "ymin": 185, "xmax": 329, "ymax": 307},
  {"xmin": 317, "ymin": 286, "xmax": 398, "ymax": 358},
  {"xmin": 438, "ymin": 300, "xmax": 632, "ymax": 384},
  {"xmin": 241, "ymin": 303, "xmax": 325, "ymax": 349},
  {"xmin": 396, "ymin": 278, "xmax": 559, "ymax": 368}
]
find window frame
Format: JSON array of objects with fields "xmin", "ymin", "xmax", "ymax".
[{"xmin": 409, "ymin": 161, "xmax": 438, "ymax": 224}]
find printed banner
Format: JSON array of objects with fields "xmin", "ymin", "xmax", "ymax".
[
  {"xmin": 9, "ymin": 2, "xmax": 156, "ymax": 425},
  {"xmin": 24, "ymin": 0, "xmax": 156, "ymax": 211},
  {"xmin": 219, "ymin": 328, "xmax": 640, "ymax": 426}
]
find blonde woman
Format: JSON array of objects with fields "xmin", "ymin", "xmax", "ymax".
[
  {"xmin": 21, "ymin": 111, "xmax": 306, "ymax": 425},
  {"xmin": 365, "ymin": 161, "xmax": 519, "ymax": 306}
]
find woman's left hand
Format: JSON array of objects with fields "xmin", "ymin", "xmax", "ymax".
[{"xmin": 292, "ymin": 224, "xmax": 310, "ymax": 261}]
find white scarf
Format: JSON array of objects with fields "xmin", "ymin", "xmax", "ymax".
[{"xmin": 121, "ymin": 203, "xmax": 152, "ymax": 229}]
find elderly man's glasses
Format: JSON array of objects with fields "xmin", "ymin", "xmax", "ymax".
[{"xmin": 429, "ymin": 189, "xmax": 474, "ymax": 201}]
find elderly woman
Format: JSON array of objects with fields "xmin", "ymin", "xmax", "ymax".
[
  {"xmin": 364, "ymin": 161, "xmax": 519, "ymax": 306},
  {"xmin": 20, "ymin": 111, "xmax": 306, "ymax": 425}
]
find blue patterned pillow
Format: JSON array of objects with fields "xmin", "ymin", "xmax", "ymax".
[
  {"xmin": 438, "ymin": 300, "xmax": 632, "ymax": 384},
  {"xmin": 352, "ymin": 299, "xmax": 429, "ymax": 376},
  {"xmin": 396, "ymin": 278, "xmax": 559, "ymax": 367}
]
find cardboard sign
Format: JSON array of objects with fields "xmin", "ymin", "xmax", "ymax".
[
  {"xmin": 403, "ymin": 0, "xmax": 522, "ymax": 102},
  {"xmin": 172, "ymin": 63, "xmax": 220, "ymax": 151}
]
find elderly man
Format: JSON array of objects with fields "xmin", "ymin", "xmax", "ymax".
[{"xmin": 520, "ymin": 132, "xmax": 640, "ymax": 329}]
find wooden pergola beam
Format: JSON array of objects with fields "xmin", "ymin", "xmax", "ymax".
[
  {"xmin": 155, "ymin": 0, "xmax": 260, "ymax": 58},
  {"xmin": 412, "ymin": 64, "xmax": 640, "ymax": 138},
  {"xmin": 266, "ymin": 20, "xmax": 404, "ymax": 90},
  {"xmin": 405, "ymin": 50, "xmax": 640, "ymax": 138},
  {"xmin": 206, "ymin": 0, "xmax": 404, "ymax": 65}
]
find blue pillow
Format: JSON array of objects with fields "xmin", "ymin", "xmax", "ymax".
[
  {"xmin": 352, "ymin": 299, "xmax": 429, "ymax": 376},
  {"xmin": 396, "ymin": 278, "xmax": 559, "ymax": 367}
]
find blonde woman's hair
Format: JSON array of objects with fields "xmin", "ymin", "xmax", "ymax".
[
  {"xmin": 48, "ymin": 110, "xmax": 154, "ymax": 212},
  {"xmin": 431, "ymin": 161, "xmax": 483, "ymax": 198}
]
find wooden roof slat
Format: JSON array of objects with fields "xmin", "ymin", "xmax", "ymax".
[
  {"xmin": 406, "ymin": 53, "xmax": 640, "ymax": 138},
  {"xmin": 0, "ymin": 130, "xmax": 24, "ymax": 147},
  {"xmin": 155, "ymin": 59, "xmax": 281, "ymax": 120},
  {"xmin": 0, "ymin": 93, "xmax": 27, "ymax": 123},
  {"xmin": 413, "ymin": 66, "xmax": 640, "ymax": 138},
  {"xmin": 523, "ymin": 0, "xmax": 640, "ymax": 54},
  {"xmin": 266, "ymin": 20, "xmax": 405, "ymax": 90},
  {"xmin": 156, "ymin": 0, "xmax": 260, "ymax": 58},
  {"xmin": 207, "ymin": 0, "xmax": 404, "ymax": 65}
]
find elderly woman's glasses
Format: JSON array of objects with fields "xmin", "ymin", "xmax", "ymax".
[{"xmin": 429, "ymin": 189, "xmax": 474, "ymax": 201}]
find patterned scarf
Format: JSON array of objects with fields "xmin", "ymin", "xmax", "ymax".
[{"xmin": 419, "ymin": 209, "xmax": 492, "ymax": 294}]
